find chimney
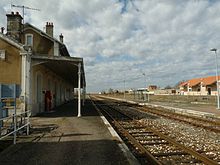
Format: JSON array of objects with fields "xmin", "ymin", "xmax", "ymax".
[
  {"xmin": 6, "ymin": 12, "xmax": 23, "ymax": 42},
  {"xmin": 59, "ymin": 33, "xmax": 63, "ymax": 43},
  {"xmin": 46, "ymin": 22, "xmax": 53, "ymax": 37}
]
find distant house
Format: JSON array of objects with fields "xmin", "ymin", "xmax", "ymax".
[
  {"xmin": 148, "ymin": 85, "xmax": 157, "ymax": 91},
  {"xmin": 0, "ymin": 12, "xmax": 86, "ymax": 115},
  {"xmin": 154, "ymin": 89, "xmax": 179, "ymax": 95},
  {"xmin": 179, "ymin": 75, "xmax": 219, "ymax": 95}
]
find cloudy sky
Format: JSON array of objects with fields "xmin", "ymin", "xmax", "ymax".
[{"xmin": 1, "ymin": 0, "xmax": 220, "ymax": 92}]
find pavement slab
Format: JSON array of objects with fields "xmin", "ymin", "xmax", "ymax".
[{"xmin": 0, "ymin": 100, "xmax": 133, "ymax": 165}]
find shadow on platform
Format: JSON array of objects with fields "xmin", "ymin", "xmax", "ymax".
[
  {"xmin": 0, "ymin": 140, "xmax": 129, "ymax": 165},
  {"xmin": 35, "ymin": 99, "xmax": 99, "ymax": 118}
]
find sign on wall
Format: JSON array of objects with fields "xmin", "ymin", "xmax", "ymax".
[{"xmin": 0, "ymin": 84, "xmax": 21, "ymax": 98}]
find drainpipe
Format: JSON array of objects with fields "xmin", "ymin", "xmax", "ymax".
[{"xmin": 20, "ymin": 51, "xmax": 27, "ymax": 112}]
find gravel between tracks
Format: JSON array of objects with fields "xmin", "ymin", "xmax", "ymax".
[{"xmin": 139, "ymin": 118, "xmax": 220, "ymax": 162}]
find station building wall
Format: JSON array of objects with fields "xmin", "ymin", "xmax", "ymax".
[
  {"xmin": 0, "ymin": 38, "xmax": 21, "ymax": 85},
  {"xmin": 22, "ymin": 29, "xmax": 54, "ymax": 56}
]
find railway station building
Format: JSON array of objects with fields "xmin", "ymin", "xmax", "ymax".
[
  {"xmin": 0, "ymin": 12, "xmax": 86, "ymax": 116},
  {"xmin": 179, "ymin": 75, "xmax": 219, "ymax": 96}
]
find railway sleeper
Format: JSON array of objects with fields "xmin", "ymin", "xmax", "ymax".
[
  {"xmin": 135, "ymin": 137, "xmax": 163, "ymax": 141},
  {"xmin": 122, "ymin": 126, "xmax": 146, "ymax": 129},
  {"xmin": 157, "ymin": 155, "xmax": 202, "ymax": 164},
  {"xmin": 127, "ymin": 130, "xmax": 150, "ymax": 134},
  {"xmin": 153, "ymin": 151, "xmax": 189, "ymax": 157},
  {"xmin": 140, "ymin": 106, "xmax": 220, "ymax": 124},
  {"xmin": 141, "ymin": 141, "xmax": 169, "ymax": 145},
  {"xmin": 132, "ymin": 133, "xmax": 157, "ymax": 137},
  {"xmin": 94, "ymin": 98, "xmax": 219, "ymax": 165}
]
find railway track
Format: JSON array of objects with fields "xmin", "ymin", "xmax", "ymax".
[
  {"xmin": 96, "ymin": 95, "xmax": 220, "ymax": 133},
  {"xmin": 137, "ymin": 106, "xmax": 220, "ymax": 133},
  {"xmin": 91, "ymin": 96, "xmax": 220, "ymax": 164}
]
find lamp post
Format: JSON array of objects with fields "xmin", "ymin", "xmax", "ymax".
[
  {"xmin": 123, "ymin": 79, "xmax": 126, "ymax": 100},
  {"xmin": 210, "ymin": 48, "xmax": 220, "ymax": 109},
  {"xmin": 142, "ymin": 73, "xmax": 149, "ymax": 102}
]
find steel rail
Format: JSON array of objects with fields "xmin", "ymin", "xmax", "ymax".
[
  {"xmin": 96, "ymin": 95, "xmax": 220, "ymax": 125},
  {"xmin": 137, "ymin": 122, "xmax": 218, "ymax": 165},
  {"xmin": 138, "ymin": 106, "xmax": 220, "ymax": 133},
  {"xmin": 103, "ymin": 105, "xmax": 133, "ymax": 120},
  {"xmin": 99, "ymin": 97, "xmax": 220, "ymax": 132},
  {"xmin": 112, "ymin": 121, "xmax": 162, "ymax": 165},
  {"xmin": 140, "ymin": 106, "xmax": 220, "ymax": 125},
  {"xmin": 93, "ymin": 100, "xmax": 161, "ymax": 165},
  {"xmin": 92, "ymin": 96, "xmax": 219, "ymax": 164}
]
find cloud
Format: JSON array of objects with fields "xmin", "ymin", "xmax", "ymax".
[{"xmin": 1, "ymin": 0, "xmax": 220, "ymax": 92}]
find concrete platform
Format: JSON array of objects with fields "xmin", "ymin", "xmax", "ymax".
[{"xmin": 0, "ymin": 100, "xmax": 138, "ymax": 165}]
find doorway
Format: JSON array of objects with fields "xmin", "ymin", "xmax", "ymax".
[
  {"xmin": 36, "ymin": 74, "xmax": 43, "ymax": 112},
  {"xmin": 207, "ymin": 87, "xmax": 211, "ymax": 95}
]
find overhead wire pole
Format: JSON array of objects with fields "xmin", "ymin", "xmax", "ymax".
[
  {"xmin": 124, "ymin": 79, "xmax": 126, "ymax": 100},
  {"xmin": 142, "ymin": 73, "xmax": 147, "ymax": 101},
  {"xmin": 210, "ymin": 48, "xmax": 220, "ymax": 109}
]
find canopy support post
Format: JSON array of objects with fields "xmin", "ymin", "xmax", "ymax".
[{"xmin": 77, "ymin": 63, "xmax": 81, "ymax": 117}]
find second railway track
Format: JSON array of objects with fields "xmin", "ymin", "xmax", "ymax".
[{"xmin": 91, "ymin": 96, "xmax": 220, "ymax": 165}]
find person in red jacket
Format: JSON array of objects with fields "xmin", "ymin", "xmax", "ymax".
[{"xmin": 44, "ymin": 91, "xmax": 52, "ymax": 111}]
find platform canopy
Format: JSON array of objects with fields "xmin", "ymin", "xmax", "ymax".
[
  {"xmin": 31, "ymin": 55, "xmax": 86, "ymax": 117},
  {"xmin": 31, "ymin": 55, "xmax": 86, "ymax": 88}
]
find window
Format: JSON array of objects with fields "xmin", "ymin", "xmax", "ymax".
[
  {"xmin": 0, "ymin": 50, "xmax": 6, "ymax": 60},
  {"xmin": 25, "ymin": 34, "xmax": 33, "ymax": 46}
]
